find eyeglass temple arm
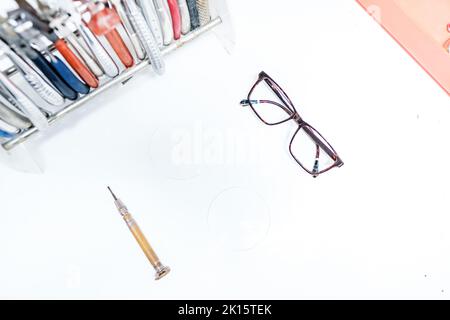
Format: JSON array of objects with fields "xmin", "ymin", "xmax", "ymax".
[
  {"xmin": 263, "ymin": 78, "xmax": 293, "ymax": 108},
  {"xmin": 302, "ymin": 125, "xmax": 343, "ymax": 167},
  {"xmin": 240, "ymin": 99, "xmax": 293, "ymax": 115}
]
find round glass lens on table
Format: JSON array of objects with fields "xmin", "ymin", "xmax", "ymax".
[
  {"xmin": 248, "ymin": 78, "xmax": 294, "ymax": 125},
  {"xmin": 290, "ymin": 125, "xmax": 337, "ymax": 175},
  {"xmin": 207, "ymin": 187, "xmax": 271, "ymax": 251}
]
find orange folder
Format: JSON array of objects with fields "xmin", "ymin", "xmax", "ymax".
[{"xmin": 356, "ymin": 0, "xmax": 450, "ymax": 95}]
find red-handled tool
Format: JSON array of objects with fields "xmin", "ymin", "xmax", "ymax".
[
  {"xmin": 86, "ymin": 3, "xmax": 134, "ymax": 68},
  {"xmin": 167, "ymin": 0, "xmax": 181, "ymax": 40},
  {"xmin": 54, "ymin": 38, "xmax": 100, "ymax": 88}
]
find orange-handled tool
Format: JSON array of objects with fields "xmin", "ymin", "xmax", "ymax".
[
  {"xmin": 55, "ymin": 39, "xmax": 99, "ymax": 88},
  {"xmin": 104, "ymin": 29, "xmax": 134, "ymax": 67},
  {"xmin": 87, "ymin": 6, "xmax": 134, "ymax": 68}
]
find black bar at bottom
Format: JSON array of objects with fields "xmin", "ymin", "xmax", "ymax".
[{"xmin": 0, "ymin": 300, "xmax": 447, "ymax": 318}]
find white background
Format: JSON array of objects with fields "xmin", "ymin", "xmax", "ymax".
[{"xmin": 0, "ymin": 0, "xmax": 450, "ymax": 299}]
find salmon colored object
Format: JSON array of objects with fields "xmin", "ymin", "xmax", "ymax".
[
  {"xmin": 87, "ymin": 7, "xmax": 135, "ymax": 68},
  {"xmin": 167, "ymin": 0, "xmax": 182, "ymax": 40},
  {"xmin": 105, "ymin": 29, "xmax": 135, "ymax": 68},
  {"xmin": 55, "ymin": 39, "xmax": 99, "ymax": 88},
  {"xmin": 356, "ymin": 0, "xmax": 450, "ymax": 95}
]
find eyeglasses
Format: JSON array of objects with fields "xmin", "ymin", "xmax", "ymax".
[{"xmin": 240, "ymin": 71, "xmax": 344, "ymax": 177}]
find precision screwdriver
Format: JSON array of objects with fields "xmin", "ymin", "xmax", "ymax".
[{"xmin": 107, "ymin": 187, "xmax": 171, "ymax": 280}]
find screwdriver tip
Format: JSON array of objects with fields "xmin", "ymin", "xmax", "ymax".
[{"xmin": 107, "ymin": 186, "xmax": 118, "ymax": 200}]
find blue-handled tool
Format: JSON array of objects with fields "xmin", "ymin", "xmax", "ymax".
[
  {"xmin": 0, "ymin": 128, "xmax": 14, "ymax": 138},
  {"xmin": 29, "ymin": 50, "xmax": 78, "ymax": 100},
  {"xmin": 8, "ymin": 11, "xmax": 86, "ymax": 97},
  {"xmin": 186, "ymin": 0, "xmax": 200, "ymax": 30},
  {"xmin": 49, "ymin": 55, "xmax": 89, "ymax": 95}
]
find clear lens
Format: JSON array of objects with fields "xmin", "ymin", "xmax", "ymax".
[
  {"xmin": 290, "ymin": 125, "xmax": 337, "ymax": 175},
  {"xmin": 249, "ymin": 79, "xmax": 294, "ymax": 124}
]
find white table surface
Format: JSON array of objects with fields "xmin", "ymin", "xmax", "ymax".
[{"xmin": 0, "ymin": 0, "xmax": 449, "ymax": 299}]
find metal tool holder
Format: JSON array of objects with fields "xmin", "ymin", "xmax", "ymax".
[
  {"xmin": 1, "ymin": 17, "xmax": 222, "ymax": 151},
  {"xmin": 0, "ymin": 0, "xmax": 235, "ymax": 172},
  {"xmin": 0, "ymin": 0, "xmax": 235, "ymax": 173},
  {"xmin": 1, "ymin": 16, "xmax": 222, "ymax": 152}
]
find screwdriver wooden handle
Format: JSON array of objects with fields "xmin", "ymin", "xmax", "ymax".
[
  {"xmin": 105, "ymin": 29, "xmax": 135, "ymax": 68},
  {"xmin": 123, "ymin": 213, "xmax": 161, "ymax": 268},
  {"xmin": 55, "ymin": 39, "xmax": 100, "ymax": 88}
]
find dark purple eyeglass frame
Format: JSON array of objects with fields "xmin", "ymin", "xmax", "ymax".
[{"xmin": 241, "ymin": 71, "xmax": 344, "ymax": 177}]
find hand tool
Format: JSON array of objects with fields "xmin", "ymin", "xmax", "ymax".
[
  {"xmin": 0, "ymin": 96, "xmax": 32, "ymax": 130},
  {"xmin": 9, "ymin": 15, "xmax": 84, "ymax": 98},
  {"xmin": 9, "ymin": 10, "xmax": 88, "ymax": 96},
  {"xmin": 196, "ymin": 0, "xmax": 210, "ymax": 26},
  {"xmin": 0, "ymin": 128, "xmax": 14, "ymax": 138},
  {"xmin": 17, "ymin": 0, "xmax": 100, "ymax": 88},
  {"xmin": 109, "ymin": 0, "xmax": 145, "ymax": 60},
  {"xmin": 122, "ymin": 0, "xmax": 165, "ymax": 74},
  {"xmin": 0, "ymin": 68, "xmax": 49, "ymax": 130},
  {"xmin": 107, "ymin": 187, "xmax": 171, "ymax": 280},
  {"xmin": 51, "ymin": 15, "xmax": 105, "ymax": 78},
  {"xmin": 152, "ymin": 0, "xmax": 174, "ymax": 45},
  {"xmin": 84, "ymin": 0, "xmax": 135, "ymax": 68},
  {"xmin": 0, "ymin": 13, "xmax": 65, "ymax": 107},
  {"xmin": 0, "ymin": 115, "xmax": 20, "ymax": 132},
  {"xmin": 60, "ymin": 0, "xmax": 119, "ymax": 78},
  {"xmin": 136, "ymin": 0, "xmax": 163, "ymax": 47},
  {"xmin": 167, "ymin": 0, "xmax": 181, "ymax": 40},
  {"xmin": 177, "ymin": 0, "xmax": 190, "ymax": 35},
  {"xmin": 37, "ymin": 0, "xmax": 104, "ymax": 78},
  {"xmin": 9, "ymin": 8, "xmax": 90, "ymax": 95},
  {"xmin": 0, "ymin": 32, "xmax": 65, "ymax": 108},
  {"xmin": 185, "ymin": 0, "xmax": 199, "ymax": 30}
]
